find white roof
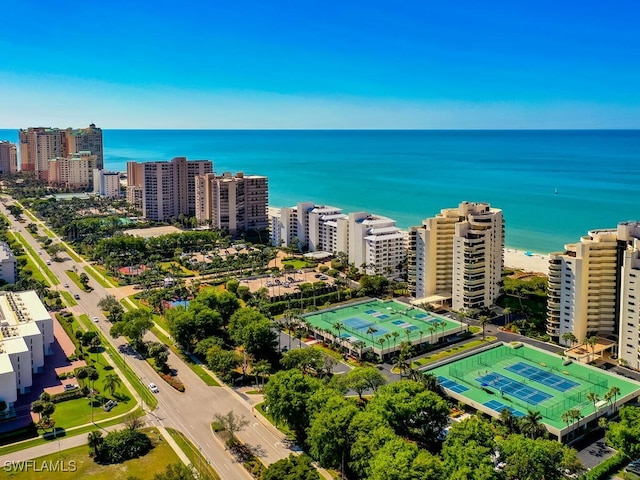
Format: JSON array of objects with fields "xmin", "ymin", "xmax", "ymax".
[{"xmin": 0, "ymin": 354, "xmax": 13, "ymax": 374}]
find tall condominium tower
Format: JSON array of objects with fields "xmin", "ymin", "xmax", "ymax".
[
  {"xmin": 48, "ymin": 152, "xmax": 97, "ymax": 189},
  {"xmin": 408, "ymin": 201, "xmax": 504, "ymax": 311},
  {"xmin": 0, "ymin": 141, "xmax": 18, "ymax": 174},
  {"xmin": 65, "ymin": 124, "xmax": 103, "ymax": 169},
  {"xmin": 130, "ymin": 157, "xmax": 212, "ymax": 221},
  {"xmin": 547, "ymin": 222, "xmax": 640, "ymax": 367},
  {"xmin": 19, "ymin": 125, "xmax": 103, "ymax": 179},
  {"xmin": 194, "ymin": 172, "xmax": 269, "ymax": 235},
  {"xmin": 18, "ymin": 128, "xmax": 65, "ymax": 179}
]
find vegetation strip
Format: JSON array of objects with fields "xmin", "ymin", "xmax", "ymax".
[{"xmin": 166, "ymin": 427, "xmax": 221, "ymax": 480}]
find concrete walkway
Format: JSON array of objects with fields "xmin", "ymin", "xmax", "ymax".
[{"xmin": 157, "ymin": 425, "xmax": 191, "ymax": 466}]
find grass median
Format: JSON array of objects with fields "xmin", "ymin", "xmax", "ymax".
[{"xmin": 166, "ymin": 427, "xmax": 220, "ymax": 480}]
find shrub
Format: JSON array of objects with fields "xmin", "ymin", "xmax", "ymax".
[
  {"xmin": 160, "ymin": 373, "xmax": 185, "ymax": 392},
  {"xmin": 583, "ymin": 452, "xmax": 627, "ymax": 480}
]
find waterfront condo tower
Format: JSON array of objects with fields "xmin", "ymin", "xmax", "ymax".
[{"xmin": 408, "ymin": 201, "xmax": 504, "ymax": 311}]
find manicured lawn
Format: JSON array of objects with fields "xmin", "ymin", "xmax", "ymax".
[
  {"xmin": 281, "ymin": 258, "xmax": 314, "ymax": 269},
  {"xmin": 59, "ymin": 291, "xmax": 77, "ymax": 307},
  {"xmin": 166, "ymin": 428, "xmax": 220, "ymax": 480},
  {"xmin": 11, "ymin": 232, "xmax": 56, "ymax": 285},
  {"xmin": 0, "ymin": 408, "xmax": 144, "ymax": 456},
  {"xmin": 92, "ymin": 264, "xmax": 120, "ymax": 285},
  {"xmin": 255, "ymin": 402, "xmax": 294, "ymax": 438},
  {"xmin": 84, "ymin": 265, "xmax": 115, "ymax": 289},
  {"xmin": 66, "ymin": 270, "xmax": 91, "ymax": 292},
  {"xmin": 2, "ymin": 428, "xmax": 181, "ymax": 480}
]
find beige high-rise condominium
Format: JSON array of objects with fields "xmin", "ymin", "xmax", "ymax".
[
  {"xmin": 48, "ymin": 152, "xmax": 97, "ymax": 189},
  {"xmin": 195, "ymin": 172, "xmax": 268, "ymax": 235},
  {"xmin": 19, "ymin": 124, "xmax": 103, "ymax": 180},
  {"xmin": 0, "ymin": 141, "xmax": 18, "ymax": 174},
  {"xmin": 408, "ymin": 201, "xmax": 504, "ymax": 311},
  {"xmin": 128, "ymin": 157, "xmax": 212, "ymax": 221}
]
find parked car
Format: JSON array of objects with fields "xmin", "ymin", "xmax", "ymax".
[
  {"xmin": 103, "ymin": 400, "xmax": 118, "ymax": 412},
  {"xmin": 74, "ymin": 293, "xmax": 81, "ymax": 300},
  {"xmin": 64, "ymin": 383, "xmax": 79, "ymax": 391},
  {"xmin": 149, "ymin": 382, "xmax": 159, "ymax": 393}
]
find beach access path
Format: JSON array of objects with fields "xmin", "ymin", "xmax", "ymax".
[{"xmin": 504, "ymin": 248, "xmax": 549, "ymax": 274}]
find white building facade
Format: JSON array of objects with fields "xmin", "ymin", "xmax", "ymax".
[
  {"xmin": 0, "ymin": 242, "xmax": 17, "ymax": 285},
  {"xmin": 93, "ymin": 169, "xmax": 121, "ymax": 197},
  {"xmin": 0, "ymin": 291, "xmax": 54, "ymax": 408}
]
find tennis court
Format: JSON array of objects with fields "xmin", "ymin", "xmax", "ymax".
[
  {"xmin": 427, "ymin": 342, "xmax": 640, "ymax": 433},
  {"xmin": 476, "ymin": 372, "xmax": 552, "ymax": 404},
  {"xmin": 505, "ymin": 362, "xmax": 579, "ymax": 392},
  {"xmin": 301, "ymin": 298, "xmax": 464, "ymax": 353}
]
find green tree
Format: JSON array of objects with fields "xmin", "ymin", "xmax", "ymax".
[
  {"xmin": 97, "ymin": 294, "xmax": 125, "ymax": 322},
  {"xmin": 263, "ymin": 454, "xmax": 320, "ymax": 480},
  {"xmin": 520, "ymin": 410, "xmax": 547, "ymax": 440},
  {"xmin": 263, "ymin": 369, "xmax": 322, "ymax": 440},
  {"xmin": 479, "ymin": 315, "xmax": 490, "ymax": 341},
  {"xmin": 205, "ymin": 345, "xmax": 241, "ymax": 381},
  {"xmin": 498, "ymin": 434, "xmax": 582, "ymax": 480},
  {"xmin": 368, "ymin": 380, "xmax": 449, "ymax": 446},
  {"xmin": 228, "ymin": 308, "xmax": 277, "ymax": 358},
  {"xmin": 368, "ymin": 437, "xmax": 443, "ymax": 480},
  {"xmin": 344, "ymin": 366, "xmax": 387, "ymax": 401},
  {"xmin": 88, "ymin": 430, "xmax": 105, "ymax": 458},
  {"xmin": 281, "ymin": 347, "xmax": 326, "ymax": 375},
  {"xmin": 110, "ymin": 310, "xmax": 153, "ymax": 349},
  {"xmin": 348, "ymin": 411, "xmax": 397, "ymax": 479},
  {"xmin": 587, "ymin": 391, "xmax": 600, "ymax": 413},
  {"xmin": 606, "ymin": 406, "xmax": 640, "ymax": 458},
  {"xmin": 308, "ymin": 396, "xmax": 359, "ymax": 470},
  {"xmin": 147, "ymin": 342, "xmax": 170, "ymax": 371}
]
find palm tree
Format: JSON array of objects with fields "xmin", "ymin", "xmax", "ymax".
[
  {"xmin": 391, "ymin": 331, "xmax": 400, "ymax": 350},
  {"xmin": 478, "ymin": 315, "xmax": 490, "ymax": 341},
  {"xmin": 521, "ymin": 410, "xmax": 545, "ymax": 439},
  {"xmin": 252, "ymin": 360, "xmax": 271, "ymax": 391},
  {"xmin": 569, "ymin": 408, "xmax": 584, "ymax": 433},
  {"xmin": 378, "ymin": 337, "xmax": 386, "ymax": 361},
  {"xmin": 353, "ymin": 340, "xmax": 366, "ymax": 362},
  {"xmin": 88, "ymin": 430, "xmax": 104, "ymax": 458},
  {"xmin": 561, "ymin": 331, "xmax": 578, "ymax": 348},
  {"xmin": 586, "ymin": 335, "xmax": 599, "ymax": 362},
  {"xmin": 587, "ymin": 392, "xmax": 600, "ymax": 413},
  {"xmin": 418, "ymin": 330, "xmax": 424, "ymax": 346},
  {"xmin": 428, "ymin": 326, "xmax": 436, "ymax": 343},
  {"xmin": 366, "ymin": 326, "xmax": 378, "ymax": 344},
  {"xmin": 561, "ymin": 411, "xmax": 572, "ymax": 429},
  {"xmin": 333, "ymin": 321, "xmax": 344, "ymax": 345},
  {"xmin": 102, "ymin": 373, "xmax": 122, "ymax": 398},
  {"xmin": 607, "ymin": 386, "xmax": 621, "ymax": 414},
  {"xmin": 500, "ymin": 408, "xmax": 519, "ymax": 435}
]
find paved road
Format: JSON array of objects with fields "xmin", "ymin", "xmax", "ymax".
[{"xmin": 0, "ymin": 201, "xmax": 302, "ymax": 479}]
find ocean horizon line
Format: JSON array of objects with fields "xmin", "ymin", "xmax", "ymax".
[{"xmin": 3, "ymin": 127, "xmax": 640, "ymax": 132}]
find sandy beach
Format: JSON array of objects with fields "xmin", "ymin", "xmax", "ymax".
[{"xmin": 504, "ymin": 248, "xmax": 549, "ymax": 275}]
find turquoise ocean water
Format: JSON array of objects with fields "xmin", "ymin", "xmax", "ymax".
[{"xmin": 2, "ymin": 129, "xmax": 638, "ymax": 253}]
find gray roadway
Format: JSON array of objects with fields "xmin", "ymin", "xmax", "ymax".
[{"xmin": 0, "ymin": 201, "xmax": 301, "ymax": 479}]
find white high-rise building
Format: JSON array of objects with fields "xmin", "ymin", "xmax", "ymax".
[
  {"xmin": 619, "ymin": 222, "xmax": 640, "ymax": 368},
  {"xmin": 0, "ymin": 291, "xmax": 54, "ymax": 408},
  {"xmin": 408, "ymin": 202, "xmax": 504, "ymax": 311},
  {"xmin": 0, "ymin": 242, "xmax": 18, "ymax": 285},
  {"xmin": 547, "ymin": 229, "xmax": 620, "ymax": 344},
  {"xmin": 272, "ymin": 202, "xmax": 347, "ymax": 253},
  {"xmin": 342, "ymin": 212, "xmax": 407, "ymax": 277},
  {"xmin": 93, "ymin": 169, "xmax": 121, "ymax": 198}
]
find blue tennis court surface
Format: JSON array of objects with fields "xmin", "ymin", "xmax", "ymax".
[
  {"xmin": 415, "ymin": 313, "xmax": 428, "ymax": 319},
  {"xmin": 377, "ymin": 314, "xmax": 389, "ymax": 320},
  {"xmin": 373, "ymin": 327, "xmax": 390, "ymax": 336},
  {"xmin": 391, "ymin": 320, "xmax": 404, "ymax": 325},
  {"xmin": 484, "ymin": 400, "xmax": 524, "ymax": 417},
  {"xmin": 344, "ymin": 317, "xmax": 375, "ymax": 330},
  {"xmin": 364, "ymin": 309, "xmax": 377, "ymax": 315},
  {"xmin": 405, "ymin": 325, "xmax": 419, "ymax": 331},
  {"xmin": 476, "ymin": 372, "xmax": 552, "ymax": 405},
  {"xmin": 505, "ymin": 362, "xmax": 579, "ymax": 392},
  {"xmin": 438, "ymin": 376, "xmax": 469, "ymax": 394}
]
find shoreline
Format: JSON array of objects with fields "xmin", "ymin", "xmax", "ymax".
[{"xmin": 504, "ymin": 248, "xmax": 549, "ymax": 275}]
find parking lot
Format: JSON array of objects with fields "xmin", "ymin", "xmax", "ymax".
[{"xmin": 241, "ymin": 270, "xmax": 334, "ymax": 297}]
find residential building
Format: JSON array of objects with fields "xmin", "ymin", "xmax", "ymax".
[
  {"xmin": 341, "ymin": 211, "xmax": 407, "ymax": 277},
  {"xmin": 547, "ymin": 229, "xmax": 620, "ymax": 345},
  {"xmin": 0, "ymin": 291, "xmax": 54, "ymax": 408},
  {"xmin": 126, "ymin": 161, "xmax": 145, "ymax": 211},
  {"xmin": 18, "ymin": 128, "xmax": 65, "ymax": 179},
  {"xmin": 271, "ymin": 202, "xmax": 348, "ymax": 252},
  {"xmin": 131, "ymin": 157, "xmax": 212, "ymax": 221},
  {"xmin": 408, "ymin": 202, "xmax": 504, "ymax": 311},
  {"xmin": 619, "ymin": 222, "xmax": 640, "ymax": 368},
  {"xmin": 48, "ymin": 152, "xmax": 97, "ymax": 189},
  {"xmin": 0, "ymin": 141, "xmax": 18, "ymax": 174},
  {"xmin": 195, "ymin": 172, "xmax": 268, "ymax": 235},
  {"xmin": 19, "ymin": 125, "xmax": 103, "ymax": 179},
  {"xmin": 64, "ymin": 124, "xmax": 103, "ymax": 169},
  {"xmin": 0, "ymin": 242, "xmax": 17, "ymax": 285},
  {"xmin": 269, "ymin": 207, "xmax": 282, "ymax": 247},
  {"xmin": 93, "ymin": 169, "xmax": 121, "ymax": 197}
]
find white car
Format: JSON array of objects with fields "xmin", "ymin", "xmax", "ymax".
[
  {"xmin": 93, "ymin": 316, "xmax": 99, "ymax": 322},
  {"xmin": 149, "ymin": 382, "xmax": 159, "ymax": 393}
]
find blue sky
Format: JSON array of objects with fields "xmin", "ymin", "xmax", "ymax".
[{"xmin": 1, "ymin": 0, "xmax": 639, "ymax": 128}]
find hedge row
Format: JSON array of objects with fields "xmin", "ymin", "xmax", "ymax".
[{"xmin": 582, "ymin": 452, "xmax": 627, "ymax": 480}]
